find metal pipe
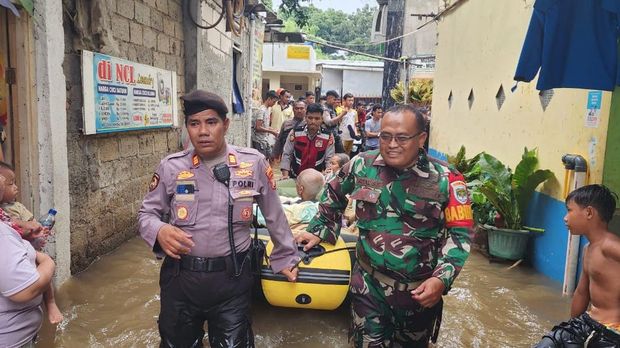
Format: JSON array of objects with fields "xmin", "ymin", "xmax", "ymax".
[
  {"xmin": 247, "ymin": 17, "xmax": 255, "ymax": 147},
  {"xmin": 562, "ymin": 154, "xmax": 588, "ymax": 172},
  {"xmin": 561, "ymin": 154, "xmax": 587, "ymax": 296},
  {"xmin": 403, "ymin": 59, "xmax": 409, "ymax": 104}
]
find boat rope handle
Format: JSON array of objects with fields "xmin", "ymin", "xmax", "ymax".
[{"xmin": 292, "ymin": 246, "xmax": 357, "ymax": 269}]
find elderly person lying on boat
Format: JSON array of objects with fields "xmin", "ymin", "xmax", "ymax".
[{"xmin": 255, "ymin": 169, "xmax": 324, "ymax": 228}]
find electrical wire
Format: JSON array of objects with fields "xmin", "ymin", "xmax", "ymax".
[
  {"xmin": 304, "ymin": 36, "xmax": 401, "ymax": 63},
  {"xmin": 185, "ymin": 0, "xmax": 225, "ymax": 30},
  {"xmin": 301, "ymin": 0, "xmax": 467, "ymax": 48},
  {"xmin": 226, "ymin": 0, "xmax": 245, "ymax": 36},
  {"xmin": 304, "ymin": 24, "xmax": 431, "ymax": 49}
]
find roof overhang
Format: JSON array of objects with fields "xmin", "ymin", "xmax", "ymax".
[
  {"xmin": 262, "ymin": 69, "xmax": 323, "ymax": 78},
  {"xmin": 317, "ymin": 65, "xmax": 384, "ymax": 72}
]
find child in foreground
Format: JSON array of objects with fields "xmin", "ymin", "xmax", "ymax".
[
  {"xmin": 0, "ymin": 162, "xmax": 63, "ymax": 324},
  {"xmin": 535, "ymin": 184, "xmax": 620, "ymax": 347}
]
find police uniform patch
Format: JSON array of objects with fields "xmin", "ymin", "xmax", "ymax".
[
  {"xmin": 192, "ymin": 154, "xmax": 200, "ymax": 167},
  {"xmin": 177, "ymin": 206, "xmax": 189, "ymax": 220},
  {"xmin": 265, "ymin": 167, "xmax": 276, "ymax": 190},
  {"xmin": 328, "ymin": 134, "xmax": 334, "ymax": 145},
  {"xmin": 289, "ymin": 134, "xmax": 295, "ymax": 142},
  {"xmin": 315, "ymin": 140, "xmax": 324, "ymax": 148},
  {"xmin": 231, "ymin": 180, "xmax": 255, "ymax": 189},
  {"xmin": 239, "ymin": 162, "xmax": 253, "ymax": 169},
  {"xmin": 228, "ymin": 153, "xmax": 237, "ymax": 165},
  {"xmin": 240, "ymin": 207, "xmax": 252, "ymax": 221},
  {"xmin": 235, "ymin": 169, "xmax": 254, "ymax": 178},
  {"xmin": 451, "ymin": 181, "xmax": 469, "ymax": 205},
  {"xmin": 149, "ymin": 173, "xmax": 160, "ymax": 192},
  {"xmin": 177, "ymin": 171, "xmax": 195, "ymax": 180}
]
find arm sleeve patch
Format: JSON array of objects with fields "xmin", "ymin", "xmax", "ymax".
[
  {"xmin": 149, "ymin": 173, "xmax": 160, "ymax": 192},
  {"xmin": 444, "ymin": 172, "xmax": 474, "ymax": 228}
]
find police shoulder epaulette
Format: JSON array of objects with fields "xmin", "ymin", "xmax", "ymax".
[
  {"xmin": 293, "ymin": 124, "xmax": 306, "ymax": 131},
  {"xmin": 235, "ymin": 146, "xmax": 262, "ymax": 156},
  {"xmin": 163, "ymin": 150, "xmax": 190, "ymax": 161}
]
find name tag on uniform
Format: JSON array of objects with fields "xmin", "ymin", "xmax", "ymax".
[
  {"xmin": 176, "ymin": 181, "xmax": 196, "ymax": 201},
  {"xmin": 231, "ymin": 179, "xmax": 255, "ymax": 189}
]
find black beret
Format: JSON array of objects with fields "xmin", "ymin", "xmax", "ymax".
[{"xmin": 180, "ymin": 90, "xmax": 229, "ymax": 119}]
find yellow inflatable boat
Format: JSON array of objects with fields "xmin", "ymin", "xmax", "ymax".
[{"xmin": 253, "ymin": 228, "xmax": 357, "ymax": 310}]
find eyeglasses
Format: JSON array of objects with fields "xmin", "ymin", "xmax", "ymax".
[{"xmin": 379, "ymin": 131, "xmax": 424, "ymax": 145}]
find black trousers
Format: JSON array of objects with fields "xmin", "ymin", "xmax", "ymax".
[
  {"xmin": 158, "ymin": 254, "xmax": 254, "ymax": 348},
  {"xmin": 333, "ymin": 133, "xmax": 345, "ymax": 153},
  {"xmin": 535, "ymin": 313, "xmax": 620, "ymax": 348}
]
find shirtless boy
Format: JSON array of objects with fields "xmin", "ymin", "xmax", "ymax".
[{"xmin": 536, "ymin": 184, "xmax": 620, "ymax": 347}]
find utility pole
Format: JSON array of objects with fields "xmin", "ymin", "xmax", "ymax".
[{"xmin": 381, "ymin": 0, "xmax": 405, "ymax": 108}]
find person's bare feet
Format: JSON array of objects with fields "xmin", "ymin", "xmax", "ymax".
[{"xmin": 47, "ymin": 302, "xmax": 63, "ymax": 324}]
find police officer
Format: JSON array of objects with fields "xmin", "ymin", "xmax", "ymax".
[
  {"xmin": 273, "ymin": 100, "xmax": 306, "ymax": 159},
  {"xmin": 322, "ymin": 90, "xmax": 346, "ymax": 153},
  {"xmin": 296, "ymin": 105, "xmax": 473, "ymax": 347},
  {"xmin": 281, "ymin": 103, "xmax": 335, "ymax": 179},
  {"xmin": 138, "ymin": 90, "xmax": 299, "ymax": 348}
]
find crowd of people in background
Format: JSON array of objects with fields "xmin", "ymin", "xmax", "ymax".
[{"xmin": 251, "ymin": 88, "xmax": 430, "ymax": 180}]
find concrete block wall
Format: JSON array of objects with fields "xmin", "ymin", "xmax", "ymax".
[
  {"xmin": 186, "ymin": 0, "xmax": 252, "ymax": 147},
  {"xmin": 62, "ymin": 0, "xmax": 185, "ymax": 273}
]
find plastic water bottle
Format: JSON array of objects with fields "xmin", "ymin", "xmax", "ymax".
[{"xmin": 39, "ymin": 209, "xmax": 57, "ymax": 230}]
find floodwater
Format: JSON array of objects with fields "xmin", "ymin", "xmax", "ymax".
[{"xmin": 37, "ymin": 237, "xmax": 571, "ymax": 347}]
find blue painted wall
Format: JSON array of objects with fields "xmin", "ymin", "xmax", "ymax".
[{"xmin": 524, "ymin": 192, "xmax": 569, "ymax": 283}]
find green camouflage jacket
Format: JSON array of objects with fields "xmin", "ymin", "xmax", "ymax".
[{"xmin": 307, "ymin": 150, "xmax": 473, "ymax": 290}]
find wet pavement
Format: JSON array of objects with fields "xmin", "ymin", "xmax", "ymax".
[{"xmin": 37, "ymin": 237, "xmax": 571, "ymax": 347}]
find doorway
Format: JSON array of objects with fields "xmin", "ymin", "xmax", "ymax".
[
  {"xmin": 0, "ymin": 7, "xmax": 37, "ymax": 212},
  {"xmin": 0, "ymin": 8, "xmax": 16, "ymax": 165}
]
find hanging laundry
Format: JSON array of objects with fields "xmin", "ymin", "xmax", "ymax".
[
  {"xmin": 0, "ymin": 0, "xmax": 20, "ymax": 17},
  {"xmin": 514, "ymin": 0, "xmax": 620, "ymax": 91}
]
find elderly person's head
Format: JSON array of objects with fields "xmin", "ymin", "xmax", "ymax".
[
  {"xmin": 329, "ymin": 153, "xmax": 350, "ymax": 173},
  {"xmin": 296, "ymin": 169, "xmax": 325, "ymax": 202}
]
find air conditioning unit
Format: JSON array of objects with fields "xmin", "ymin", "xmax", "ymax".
[{"xmin": 370, "ymin": 4, "xmax": 388, "ymax": 43}]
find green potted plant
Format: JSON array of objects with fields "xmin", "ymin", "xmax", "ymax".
[{"xmin": 471, "ymin": 148, "xmax": 553, "ymax": 260}]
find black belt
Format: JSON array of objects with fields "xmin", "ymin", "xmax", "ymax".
[{"xmin": 179, "ymin": 250, "xmax": 248, "ymax": 272}]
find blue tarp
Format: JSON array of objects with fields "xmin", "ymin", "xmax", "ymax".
[{"xmin": 514, "ymin": 0, "xmax": 620, "ymax": 91}]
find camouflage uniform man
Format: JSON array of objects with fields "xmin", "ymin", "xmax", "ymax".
[{"xmin": 297, "ymin": 105, "xmax": 473, "ymax": 347}]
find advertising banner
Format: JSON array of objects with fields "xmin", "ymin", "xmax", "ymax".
[{"xmin": 82, "ymin": 50, "xmax": 178, "ymax": 134}]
